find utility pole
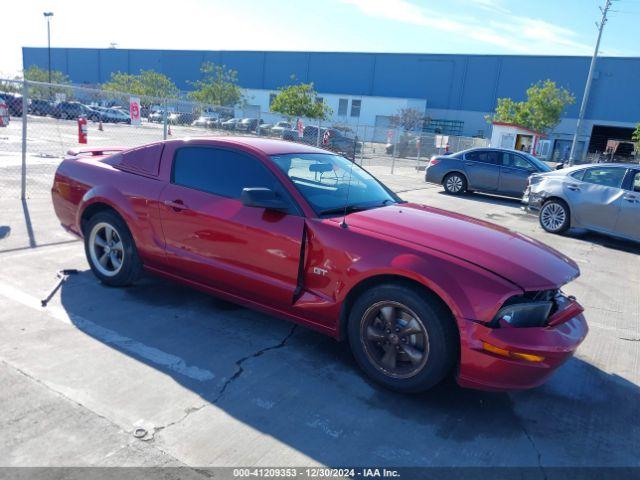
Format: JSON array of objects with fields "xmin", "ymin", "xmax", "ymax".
[
  {"xmin": 568, "ymin": 0, "xmax": 612, "ymax": 165},
  {"xmin": 43, "ymin": 12, "xmax": 54, "ymax": 84}
]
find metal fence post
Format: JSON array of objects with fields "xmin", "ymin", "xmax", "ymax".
[
  {"xmin": 391, "ymin": 126, "xmax": 400, "ymax": 174},
  {"xmin": 162, "ymin": 100, "xmax": 168, "ymax": 140},
  {"xmin": 316, "ymin": 118, "xmax": 321, "ymax": 147},
  {"xmin": 256, "ymin": 109, "xmax": 261, "ymax": 136},
  {"xmin": 21, "ymin": 80, "xmax": 28, "ymax": 200}
]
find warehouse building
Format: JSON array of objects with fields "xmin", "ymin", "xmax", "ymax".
[{"xmin": 22, "ymin": 47, "xmax": 640, "ymax": 161}]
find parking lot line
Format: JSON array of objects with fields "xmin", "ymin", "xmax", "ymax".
[{"xmin": 0, "ymin": 279, "xmax": 216, "ymax": 382}]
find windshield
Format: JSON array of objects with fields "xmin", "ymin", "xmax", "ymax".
[
  {"xmin": 270, "ymin": 153, "xmax": 399, "ymax": 216},
  {"xmin": 522, "ymin": 152, "xmax": 552, "ymax": 172}
]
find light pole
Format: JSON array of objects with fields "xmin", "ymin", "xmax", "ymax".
[
  {"xmin": 568, "ymin": 0, "xmax": 612, "ymax": 165},
  {"xmin": 43, "ymin": 12, "xmax": 54, "ymax": 84}
]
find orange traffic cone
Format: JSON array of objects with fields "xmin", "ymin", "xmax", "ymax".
[
  {"xmin": 98, "ymin": 120, "xmax": 103, "ymax": 131},
  {"xmin": 168, "ymin": 125, "xmax": 172, "ymax": 136}
]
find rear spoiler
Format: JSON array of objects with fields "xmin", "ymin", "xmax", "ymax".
[{"xmin": 66, "ymin": 146, "xmax": 126, "ymax": 158}]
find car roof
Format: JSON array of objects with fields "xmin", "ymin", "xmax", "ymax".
[
  {"xmin": 561, "ymin": 162, "xmax": 639, "ymax": 171},
  {"xmin": 173, "ymin": 137, "xmax": 330, "ymax": 155}
]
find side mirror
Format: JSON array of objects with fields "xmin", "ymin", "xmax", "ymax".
[
  {"xmin": 241, "ymin": 187, "xmax": 289, "ymax": 212},
  {"xmin": 555, "ymin": 163, "xmax": 565, "ymax": 170}
]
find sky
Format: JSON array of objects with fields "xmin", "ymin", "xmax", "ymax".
[{"xmin": 2, "ymin": 0, "xmax": 638, "ymax": 77}]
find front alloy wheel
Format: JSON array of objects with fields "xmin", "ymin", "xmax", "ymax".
[
  {"xmin": 348, "ymin": 284, "xmax": 457, "ymax": 392},
  {"xmin": 361, "ymin": 301, "xmax": 429, "ymax": 379},
  {"xmin": 540, "ymin": 200, "xmax": 570, "ymax": 233}
]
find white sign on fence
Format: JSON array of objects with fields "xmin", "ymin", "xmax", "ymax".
[
  {"xmin": 435, "ymin": 135, "xmax": 449, "ymax": 148},
  {"xmin": 129, "ymin": 96, "xmax": 141, "ymax": 126}
]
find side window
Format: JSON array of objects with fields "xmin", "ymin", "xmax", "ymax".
[
  {"xmin": 464, "ymin": 151, "xmax": 479, "ymax": 162},
  {"xmin": 172, "ymin": 147, "xmax": 280, "ymax": 199},
  {"xmin": 503, "ymin": 153, "xmax": 534, "ymax": 170},
  {"xmin": 570, "ymin": 169, "xmax": 585, "ymax": 181},
  {"xmin": 631, "ymin": 171, "xmax": 640, "ymax": 192},
  {"xmin": 472, "ymin": 150, "xmax": 499, "ymax": 164},
  {"xmin": 581, "ymin": 167, "xmax": 626, "ymax": 189}
]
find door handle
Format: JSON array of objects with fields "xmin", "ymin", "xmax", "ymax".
[
  {"xmin": 567, "ymin": 184, "xmax": 581, "ymax": 192},
  {"xmin": 164, "ymin": 199, "xmax": 188, "ymax": 211},
  {"xmin": 623, "ymin": 194, "xmax": 639, "ymax": 203}
]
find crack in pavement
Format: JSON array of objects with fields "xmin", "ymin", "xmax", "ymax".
[
  {"xmin": 213, "ymin": 324, "xmax": 298, "ymax": 404},
  {"xmin": 517, "ymin": 418, "xmax": 548, "ymax": 480},
  {"xmin": 142, "ymin": 324, "xmax": 298, "ymax": 442}
]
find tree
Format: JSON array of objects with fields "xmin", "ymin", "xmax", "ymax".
[
  {"xmin": 270, "ymin": 82, "xmax": 332, "ymax": 120},
  {"xmin": 486, "ymin": 79, "xmax": 575, "ymax": 133},
  {"xmin": 390, "ymin": 108, "xmax": 426, "ymax": 131},
  {"xmin": 103, "ymin": 70, "xmax": 178, "ymax": 99},
  {"xmin": 633, "ymin": 123, "xmax": 640, "ymax": 151},
  {"xmin": 23, "ymin": 65, "xmax": 71, "ymax": 98},
  {"xmin": 23, "ymin": 65, "xmax": 70, "ymax": 85},
  {"xmin": 188, "ymin": 63, "xmax": 243, "ymax": 107}
]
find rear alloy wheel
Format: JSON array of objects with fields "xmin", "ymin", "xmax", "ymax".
[
  {"xmin": 84, "ymin": 211, "xmax": 142, "ymax": 286},
  {"xmin": 443, "ymin": 173, "xmax": 466, "ymax": 195},
  {"xmin": 539, "ymin": 199, "xmax": 570, "ymax": 234},
  {"xmin": 348, "ymin": 284, "xmax": 457, "ymax": 392}
]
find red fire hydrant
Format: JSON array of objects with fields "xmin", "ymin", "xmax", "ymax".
[{"xmin": 78, "ymin": 116, "xmax": 88, "ymax": 144}]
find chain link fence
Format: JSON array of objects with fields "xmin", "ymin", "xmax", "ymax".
[{"xmin": 1, "ymin": 79, "xmax": 491, "ymax": 200}]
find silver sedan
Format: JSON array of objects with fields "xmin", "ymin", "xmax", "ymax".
[{"xmin": 523, "ymin": 163, "xmax": 640, "ymax": 242}]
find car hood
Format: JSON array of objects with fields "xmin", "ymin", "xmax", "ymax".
[{"xmin": 344, "ymin": 203, "xmax": 579, "ymax": 291}]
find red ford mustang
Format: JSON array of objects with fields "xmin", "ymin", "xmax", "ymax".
[{"xmin": 52, "ymin": 137, "xmax": 588, "ymax": 392}]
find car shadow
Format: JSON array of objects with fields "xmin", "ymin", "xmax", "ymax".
[
  {"xmin": 563, "ymin": 229, "xmax": 640, "ymax": 254},
  {"xmin": 56, "ymin": 270, "xmax": 640, "ymax": 467},
  {"xmin": 437, "ymin": 190, "xmax": 523, "ymax": 209}
]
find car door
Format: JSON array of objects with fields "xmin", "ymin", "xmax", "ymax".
[
  {"xmin": 498, "ymin": 152, "xmax": 536, "ymax": 196},
  {"xmin": 563, "ymin": 166, "xmax": 628, "ymax": 233},
  {"xmin": 462, "ymin": 150, "xmax": 500, "ymax": 191},
  {"xmin": 614, "ymin": 169, "xmax": 640, "ymax": 241},
  {"xmin": 158, "ymin": 145, "xmax": 305, "ymax": 308}
]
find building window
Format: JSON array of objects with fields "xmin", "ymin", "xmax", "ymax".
[
  {"xmin": 338, "ymin": 98, "xmax": 348, "ymax": 116},
  {"xmin": 423, "ymin": 119, "xmax": 463, "ymax": 136},
  {"xmin": 269, "ymin": 93, "xmax": 277, "ymax": 108},
  {"xmin": 350, "ymin": 99, "xmax": 361, "ymax": 118}
]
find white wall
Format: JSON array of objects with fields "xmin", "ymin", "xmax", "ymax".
[{"xmin": 240, "ymin": 88, "xmax": 427, "ymax": 127}]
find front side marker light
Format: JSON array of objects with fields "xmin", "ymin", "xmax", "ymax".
[{"xmin": 482, "ymin": 342, "xmax": 545, "ymax": 363}]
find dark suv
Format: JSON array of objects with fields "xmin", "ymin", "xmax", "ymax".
[
  {"xmin": 52, "ymin": 101, "xmax": 90, "ymax": 120},
  {"xmin": 301, "ymin": 126, "xmax": 361, "ymax": 159}
]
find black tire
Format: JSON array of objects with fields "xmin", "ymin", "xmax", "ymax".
[
  {"xmin": 443, "ymin": 172, "xmax": 467, "ymax": 195},
  {"xmin": 539, "ymin": 199, "xmax": 570, "ymax": 234},
  {"xmin": 83, "ymin": 210, "xmax": 142, "ymax": 287},
  {"xmin": 347, "ymin": 283, "xmax": 458, "ymax": 393}
]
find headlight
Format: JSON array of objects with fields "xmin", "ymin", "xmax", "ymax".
[
  {"xmin": 492, "ymin": 301, "xmax": 553, "ymax": 328},
  {"xmin": 528, "ymin": 175, "xmax": 544, "ymax": 186}
]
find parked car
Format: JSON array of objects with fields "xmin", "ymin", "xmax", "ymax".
[
  {"xmin": 221, "ymin": 118, "xmax": 241, "ymax": 130},
  {"xmin": 236, "ymin": 118, "xmax": 264, "ymax": 132},
  {"xmin": 523, "ymin": 163, "xmax": 640, "ymax": 242},
  {"xmin": 301, "ymin": 126, "xmax": 362, "ymax": 160},
  {"xmin": 270, "ymin": 121, "xmax": 292, "ymax": 137},
  {"xmin": 51, "ymin": 101, "xmax": 91, "ymax": 120},
  {"xmin": 192, "ymin": 113, "xmax": 219, "ymax": 127},
  {"xmin": 148, "ymin": 110, "xmax": 165, "ymax": 123},
  {"xmin": 0, "ymin": 92, "xmax": 24, "ymax": 116},
  {"xmin": 29, "ymin": 99, "xmax": 54, "ymax": 116},
  {"xmin": 425, "ymin": 147, "xmax": 553, "ymax": 197},
  {"xmin": 103, "ymin": 108, "xmax": 131, "ymax": 124},
  {"xmin": 51, "ymin": 137, "xmax": 587, "ymax": 393}
]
